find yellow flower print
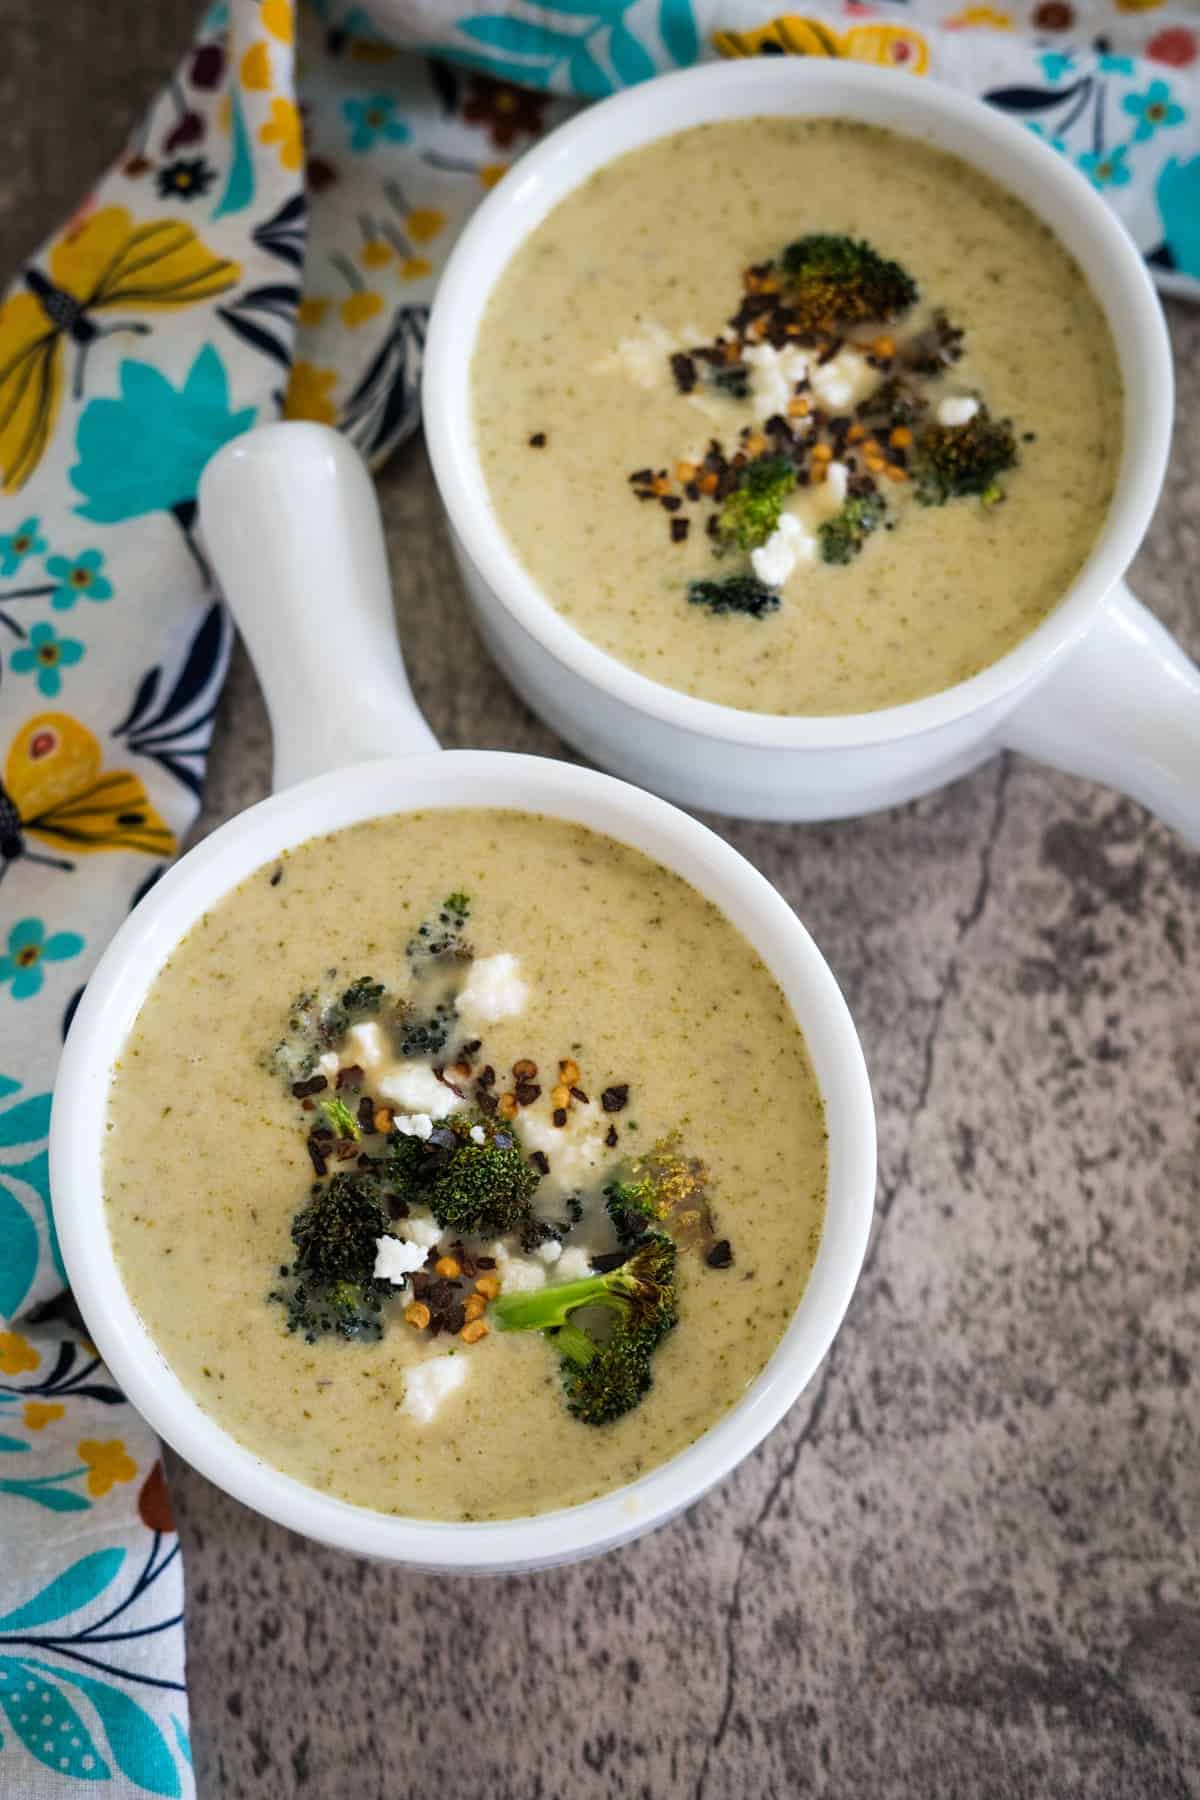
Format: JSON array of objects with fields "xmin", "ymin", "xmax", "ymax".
[
  {"xmin": 713, "ymin": 15, "xmax": 928, "ymax": 72},
  {"xmin": 479, "ymin": 163, "xmax": 508, "ymax": 189},
  {"xmin": 0, "ymin": 1332, "xmax": 39, "ymax": 1375},
  {"xmin": 1114, "ymin": 0, "xmax": 1164, "ymax": 10},
  {"xmin": 945, "ymin": 4, "xmax": 1013, "ymax": 22},
  {"xmin": 298, "ymin": 297, "xmax": 329, "ymax": 328},
  {"xmin": 262, "ymin": 0, "xmax": 295, "ymax": 42},
  {"xmin": 341, "ymin": 291, "xmax": 384, "ymax": 328},
  {"xmin": 360, "ymin": 238, "xmax": 392, "ymax": 270},
  {"xmin": 78, "ymin": 1438, "xmax": 137, "ymax": 1498},
  {"xmin": 406, "ymin": 208, "xmax": 446, "ymax": 245},
  {"xmin": 260, "ymin": 97, "xmax": 303, "ymax": 171},
  {"xmin": 400, "ymin": 256, "xmax": 433, "ymax": 282},
  {"xmin": 285, "ymin": 361, "xmax": 338, "ymax": 425},
  {"xmin": 241, "ymin": 41, "xmax": 272, "ymax": 89},
  {"xmin": 218, "ymin": 91, "xmax": 232, "ymax": 131},
  {"xmin": 23, "ymin": 1401, "xmax": 64, "ymax": 1430}
]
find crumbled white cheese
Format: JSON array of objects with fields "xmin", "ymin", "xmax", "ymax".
[
  {"xmin": 345, "ymin": 1020, "xmax": 387, "ymax": 1072},
  {"xmin": 494, "ymin": 1252, "xmax": 546, "ymax": 1294},
  {"xmin": 400, "ymin": 1355, "xmax": 467, "ymax": 1424},
  {"xmin": 393, "ymin": 1112, "xmax": 434, "ymax": 1141},
  {"xmin": 936, "ymin": 394, "xmax": 979, "ymax": 428},
  {"xmin": 376, "ymin": 1062, "xmax": 461, "ymax": 1120},
  {"xmin": 316, "ymin": 1051, "xmax": 340, "ymax": 1082},
  {"xmin": 456, "ymin": 953, "xmax": 528, "ymax": 1027},
  {"xmin": 809, "ymin": 348, "xmax": 878, "ymax": 413},
  {"xmin": 536, "ymin": 1239, "xmax": 563, "ymax": 1264},
  {"xmin": 518, "ymin": 1105, "xmax": 611, "ymax": 1196},
  {"xmin": 553, "ymin": 1247, "xmax": 594, "ymax": 1284},
  {"xmin": 743, "ymin": 343, "xmax": 809, "ymax": 425},
  {"xmin": 373, "ymin": 1234, "xmax": 428, "ymax": 1285},
  {"xmin": 399, "ymin": 1209, "xmax": 443, "ymax": 1251},
  {"xmin": 469, "ymin": 1124, "xmax": 487, "ymax": 1145},
  {"xmin": 750, "ymin": 511, "xmax": 815, "ymax": 588},
  {"xmin": 825, "ymin": 461, "xmax": 851, "ymax": 508},
  {"xmin": 685, "ymin": 391, "xmax": 728, "ymax": 425},
  {"xmin": 594, "ymin": 320, "xmax": 678, "ymax": 389}
]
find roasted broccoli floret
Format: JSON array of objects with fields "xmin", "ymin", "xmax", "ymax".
[
  {"xmin": 273, "ymin": 1171, "xmax": 389, "ymax": 1341},
  {"xmin": 270, "ymin": 975, "xmax": 385, "ymax": 1084},
  {"xmin": 406, "ymin": 892, "xmax": 472, "ymax": 974},
  {"xmin": 817, "ymin": 491, "xmax": 887, "ymax": 565},
  {"xmin": 397, "ymin": 997, "xmax": 456, "ymax": 1060},
  {"xmin": 717, "ymin": 455, "xmax": 796, "ymax": 552},
  {"xmin": 605, "ymin": 1136, "xmax": 716, "ymax": 1249},
  {"xmin": 778, "ymin": 234, "xmax": 918, "ymax": 329},
  {"xmin": 494, "ymin": 1235, "xmax": 678, "ymax": 1425},
  {"xmin": 912, "ymin": 406, "xmax": 1018, "ymax": 506},
  {"xmin": 384, "ymin": 1111, "xmax": 541, "ymax": 1236},
  {"xmin": 688, "ymin": 574, "xmax": 781, "ymax": 620}
]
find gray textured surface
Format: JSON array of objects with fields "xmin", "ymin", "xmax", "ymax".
[{"xmin": 7, "ymin": 6, "xmax": 1200, "ymax": 1795}]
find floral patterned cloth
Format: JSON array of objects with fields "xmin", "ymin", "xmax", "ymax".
[{"xmin": 0, "ymin": 0, "xmax": 1193, "ymax": 1789}]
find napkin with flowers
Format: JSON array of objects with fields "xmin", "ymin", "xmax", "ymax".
[{"xmin": 0, "ymin": 0, "xmax": 1193, "ymax": 1790}]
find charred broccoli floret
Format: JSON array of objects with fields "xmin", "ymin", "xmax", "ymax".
[
  {"xmin": 912, "ymin": 406, "xmax": 1018, "ymax": 506},
  {"xmin": 688, "ymin": 573, "xmax": 781, "ymax": 620},
  {"xmin": 716, "ymin": 455, "xmax": 796, "ymax": 553},
  {"xmin": 384, "ymin": 1111, "xmax": 541, "ymax": 1236},
  {"xmin": 817, "ymin": 491, "xmax": 887, "ymax": 565},
  {"xmin": 778, "ymin": 234, "xmax": 918, "ymax": 329},
  {"xmin": 605, "ymin": 1136, "xmax": 716, "ymax": 1249},
  {"xmin": 270, "ymin": 975, "xmax": 385, "ymax": 1084},
  {"xmin": 273, "ymin": 1171, "xmax": 390, "ymax": 1341},
  {"xmin": 406, "ymin": 892, "xmax": 472, "ymax": 974},
  {"xmin": 494, "ymin": 1235, "xmax": 678, "ymax": 1425}
]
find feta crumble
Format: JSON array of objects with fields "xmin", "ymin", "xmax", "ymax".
[
  {"xmin": 518, "ymin": 1105, "xmax": 612, "ymax": 1197},
  {"xmin": 393, "ymin": 1112, "xmax": 434, "ymax": 1141},
  {"xmin": 594, "ymin": 320, "xmax": 678, "ymax": 389},
  {"xmin": 809, "ymin": 348, "xmax": 878, "ymax": 413},
  {"xmin": 400, "ymin": 1355, "xmax": 467, "ymax": 1424},
  {"xmin": 553, "ymin": 1247, "xmax": 594, "ymax": 1284},
  {"xmin": 316, "ymin": 1051, "xmax": 340, "ymax": 1082},
  {"xmin": 936, "ymin": 394, "xmax": 979, "ymax": 428},
  {"xmin": 491, "ymin": 1244, "xmax": 547, "ymax": 1293},
  {"xmin": 376, "ymin": 1063, "xmax": 461, "ymax": 1120},
  {"xmin": 373, "ymin": 1234, "xmax": 428, "ymax": 1285},
  {"xmin": 456, "ymin": 953, "xmax": 528, "ymax": 1027},
  {"xmin": 344, "ymin": 1020, "xmax": 386, "ymax": 1072},
  {"xmin": 398, "ymin": 1209, "xmax": 443, "ymax": 1252},
  {"xmin": 536, "ymin": 1240, "xmax": 563, "ymax": 1264},
  {"xmin": 824, "ymin": 460, "xmax": 850, "ymax": 507},
  {"xmin": 469, "ymin": 1124, "xmax": 487, "ymax": 1145},
  {"xmin": 750, "ymin": 512, "xmax": 815, "ymax": 588},
  {"xmin": 743, "ymin": 343, "xmax": 809, "ymax": 425}
]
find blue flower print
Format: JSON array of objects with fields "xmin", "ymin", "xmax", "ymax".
[
  {"xmin": 11, "ymin": 623, "xmax": 85, "ymax": 698},
  {"xmin": 0, "ymin": 518, "xmax": 45, "ymax": 578},
  {"xmin": 343, "ymin": 94, "xmax": 411, "ymax": 151},
  {"xmin": 1123, "ymin": 78, "xmax": 1186, "ymax": 143},
  {"xmin": 1039, "ymin": 51, "xmax": 1075, "ymax": 82},
  {"xmin": 1078, "ymin": 144, "xmax": 1133, "ymax": 189},
  {"xmin": 45, "ymin": 549, "xmax": 112, "ymax": 611},
  {"xmin": 1099, "ymin": 53, "xmax": 1135, "ymax": 75},
  {"xmin": 1025, "ymin": 121, "xmax": 1069, "ymax": 155},
  {"xmin": 0, "ymin": 920, "xmax": 84, "ymax": 1002}
]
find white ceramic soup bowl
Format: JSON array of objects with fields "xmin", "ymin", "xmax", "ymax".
[
  {"xmin": 424, "ymin": 59, "xmax": 1199, "ymax": 837},
  {"xmin": 49, "ymin": 422, "xmax": 875, "ymax": 1573}
]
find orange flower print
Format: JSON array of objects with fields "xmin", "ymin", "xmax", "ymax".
[
  {"xmin": 0, "ymin": 1331, "xmax": 39, "ymax": 1375},
  {"xmin": 78, "ymin": 1438, "xmax": 137, "ymax": 1498},
  {"xmin": 262, "ymin": 0, "xmax": 294, "ymax": 42},
  {"xmin": 285, "ymin": 361, "xmax": 338, "ymax": 424},
  {"xmin": 240, "ymin": 42, "xmax": 272, "ymax": 90},
  {"xmin": 260, "ymin": 97, "xmax": 303, "ymax": 171},
  {"xmin": 23, "ymin": 1401, "xmax": 64, "ymax": 1430},
  {"xmin": 406, "ymin": 208, "xmax": 446, "ymax": 245}
]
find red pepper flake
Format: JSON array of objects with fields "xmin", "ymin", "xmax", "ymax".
[
  {"xmin": 552, "ymin": 1107, "xmax": 568, "ymax": 1128},
  {"xmin": 570, "ymin": 1086, "xmax": 589, "ymax": 1105},
  {"xmin": 475, "ymin": 1255, "xmax": 497, "ymax": 1270},
  {"xmin": 514, "ymin": 1081, "xmax": 541, "ymax": 1106},
  {"xmin": 528, "ymin": 432, "xmax": 547, "ymax": 448},
  {"xmin": 356, "ymin": 1095, "xmax": 376, "ymax": 1132},
  {"xmin": 306, "ymin": 1139, "xmax": 328, "ymax": 1176},
  {"xmin": 706, "ymin": 1239, "xmax": 734, "ymax": 1269},
  {"xmin": 601, "ymin": 1084, "xmax": 629, "ymax": 1113},
  {"xmin": 476, "ymin": 1088, "xmax": 499, "ymax": 1115},
  {"xmin": 462, "ymin": 1039, "xmax": 482, "ymax": 1056},
  {"xmin": 477, "ymin": 1064, "xmax": 496, "ymax": 1088},
  {"xmin": 605, "ymin": 1124, "xmax": 619, "ymax": 1149},
  {"xmin": 292, "ymin": 1075, "xmax": 328, "ymax": 1099},
  {"xmin": 336, "ymin": 1064, "xmax": 364, "ymax": 1090},
  {"xmin": 670, "ymin": 518, "xmax": 689, "ymax": 544},
  {"xmin": 529, "ymin": 1150, "xmax": 550, "ymax": 1176}
]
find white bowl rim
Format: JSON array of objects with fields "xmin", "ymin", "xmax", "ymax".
[
  {"xmin": 51, "ymin": 750, "xmax": 876, "ymax": 1569},
  {"xmin": 423, "ymin": 57, "xmax": 1173, "ymax": 751}
]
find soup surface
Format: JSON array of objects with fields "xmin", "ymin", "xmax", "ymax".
[
  {"xmin": 105, "ymin": 810, "xmax": 826, "ymax": 1521},
  {"xmin": 474, "ymin": 118, "xmax": 1121, "ymax": 715}
]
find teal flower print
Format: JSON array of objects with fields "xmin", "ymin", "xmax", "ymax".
[
  {"xmin": 1099, "ymin": 53, "xmax": 1135, "ymax": 75},
  {"xmin": 0, "ymin": 920, "xmax": 84, "ymax": 1002},
  {"xmin": 343, "ymin": 94, "xmax": 411, "ymax": 151},
  {"xmin": 1039, "ymin": 50, "xmax": 1075, "ymax": 81},
  {"xmin": 1122, "ymin": 77, "xmax": 1186, "ymax": 142},
  {"xmin": 1078, "ymin": 144, "xmax": 1133, "ymax": 188},
  {"xmin": 1025, "ymin": 120, "xmax": 1069, "ymax": 154},
  {"xmin": 44, "ymin": 548, "xmax": 112, "ymax": 611},
  {"xmin": 0, "ymin": 518, "xmax": 45, "ymax": 578},
  {"xmin": 70, "ymin": 344, "xmax": 256, "ymax": 577},
  {"xmin": 11, "ymin": 623, "xmax": 85, "ymax": 698}
]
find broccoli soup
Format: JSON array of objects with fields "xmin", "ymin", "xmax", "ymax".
[
  {"xmin": 473, "ymin": 118, "xmax": 1121, "ymax": 716},
  {"xmin": 104, "ymin": 810, "xmax": 826, "ymax": 1522}
]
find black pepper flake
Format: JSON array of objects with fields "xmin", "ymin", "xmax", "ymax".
[
  {"xmin": 477, "ymin": 1064, "xmax": 495, "ymax": 1088},
  {"xmin": 528, "ymin": 431, "xmax": 547, "ymax": 447},
  {"xmin": 660, "ymin": 494, "xmax": 682, "ymax": 513},
  {"xmin": 514, "ymin": 1080, "xmax": 541, "ymax": 1106},
  {"xmin": 670, "ymin": 352, "xmax": 697, "ymax": 393},
  {"xmin": 553, "ymin": 1107, "xmax": 568, "ymax": 1128},
  {"xmin": 336, "ymin": 1064, "xmax": 364, "ymax": 1090},
  {"xmin": 269, "ymin": 866, "xmax": 283, "ymax": 887},
  {"xmin": 475, "ymin": 1255, "xmax": 497, "ymax": 1270},
  {"xmin": 605, "ymin": 1124, "xmax": 619, "ymax": 1149},
  {"xmin": 601, "ymin": 1084, "xmax": 629, "ymax": 1113},
  {"xmin": 335, "ymin": 1138, "xmax": 358, "ymax": 1162},
  {"xmin": 462, "ymin": 1039, "xmax": 482, "ymax": 1056},
  {"xmin": 291, "ymin": 1075, "xmax": 328, "ymax": 1099},
  {"xmin": 476, "ymin": 1087, "xmax": 499, "ymax": 1115},
  {"xmin": 529, "ymin": 1150, "xmax": 550, "ymax": 1176},
  {"xmin": 357, "ymin": 1095, "xmax": 376, "ymax": 1131},
  {"xmin": 629, "ymin": 467, "xmax": 653, "ymax": 486},
  {"xmin": 670, "ymin": 517, "xmax": 689, "ymax": 544},
  {"xmin": 570, "ymin": 1086, "xmax": 589, "ymax": 1105},
  {"xmin": 706, "ymin": 1239, "xmax": 734, "ymax": 1269},
  {"xmin": 306, "ymin": 1139, "xmax": 328, "ymax": 1176},
  {"xmin": 386, "ymin": 1195, "xmax": 409, "ymax": 1220}
]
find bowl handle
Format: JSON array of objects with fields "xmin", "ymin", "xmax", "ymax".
[
  {"xmin": 198, "ymin": 421, "xmax": 439, "ymax": 792},
  {"xmin": 998, "ymin": 582, "xmax": 1200, "ymax": 847}
]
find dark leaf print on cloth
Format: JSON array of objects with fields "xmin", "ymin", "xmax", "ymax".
[
  {"xmin": 113, "ymin": 602, "xmax": 232, "ymax": 797},
  {"xmin": 251, "ymin": 191, "xmax": 308, "ymax": 267},
  {"xmin": 217, "ymin": 282, "xmax": 302, "ymax": 368},
  {"xmin": 340, "ymin": 304, "xmax": 428, "ymax": 463}
]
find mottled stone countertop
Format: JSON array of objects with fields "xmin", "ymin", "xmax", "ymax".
[{"xmin": 6, "ymin": 6, "xmax": 1199, "ymax": 1794}]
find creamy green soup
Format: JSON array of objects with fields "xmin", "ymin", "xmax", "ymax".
[
  {"xmin": 473, "ymin": 118, "xmax": 1121, "ymax": 715},
  {"xmin": 104, "ymin": 810, "xmax": 826, "ymax": 1521}
]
